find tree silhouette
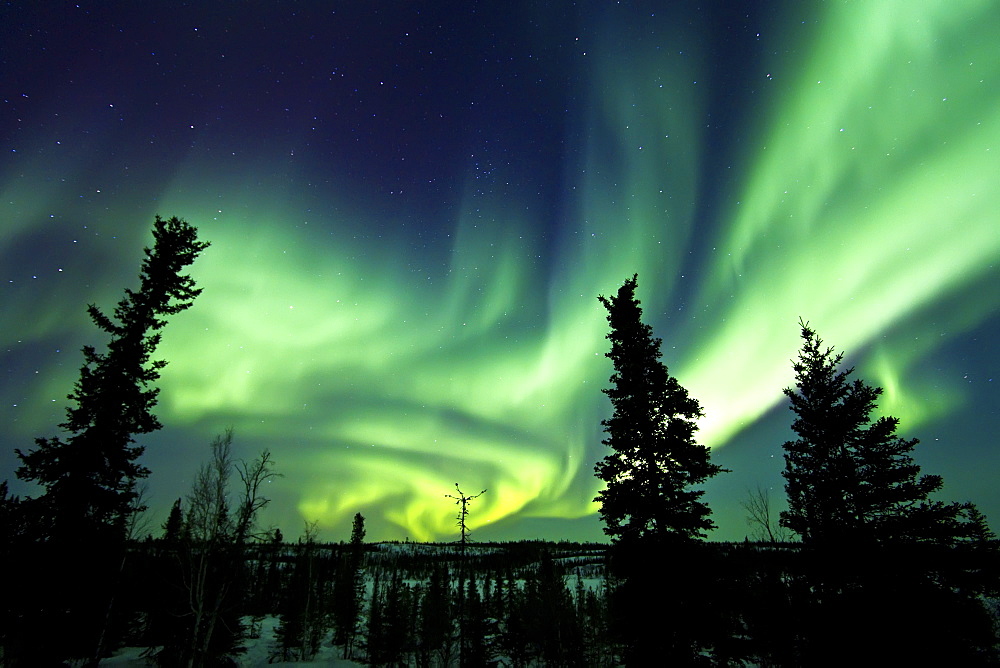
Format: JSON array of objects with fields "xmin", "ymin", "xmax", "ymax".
[
  {"xmin": 161, "ymin": 497, "xmax": 184, "ymax": 543},
  {"xmin": 158, "ymin": 430, "xmax": 278, "ymax": 667},
  {"xmin": 595, "ymin": 274, "xmax": 725, "ymax": 543},
  {"xmin": 446, "ymin": 483, "xmax": 486, "ymax": 549},
  {"xmin": 273, "ymin": 521, "xmax": 327, "ymax": 662},
  {"xmin": 6, "ymin": 216, "xmax": 207, "ymax": 665},
  {"xmin": 595, "ymin": 275, "xmax": 731, "ymax": 664},
  {"xmin": 780, "ymin": 319, "xmax": 970, "ymax": 547},
  {"xmin": 350, "ymin": 511, "xmax": 366, "ymax": 545},
  {"xmin": 779, "ymin": 320, "xmax": 1000, "ymax": 664},
  {"xmin": 16, "ymin": 215, "xmax": 209, "ymax": 542},
  {"xmin": 741, "ymin": 485, "xmax": 790, "ymax": 543},
  {"xmin": 334, "ymin": 512, "xmax": 366, "ymax": 658}
]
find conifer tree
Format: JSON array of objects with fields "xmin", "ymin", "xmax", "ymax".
[
  {"xmin": 350, "ymin": 511, "xmax": 366, "ymax": 545},
  {"xmin": 780, "ymin": 320, "xmax": 971, "ymax": 547},
  {"xmin": 0, "ymin": 480, "xmax": 26, "ymax": 550},
  {"xmin": 162, "ymin": 498, "xmax": 184, "ymax": 543},
  {"xmin": 16, "ymin": 215, "xmax": 209, "ymax": 541},
  {"xmin": 595, "ymin": 275, "xmax": 730, "ymax": 664},
  {"xmin": 499, "ymin": 575, "xmax": 530, "ymax": 667},
  {"xmin": 334, "ymin": 512, "xmax": 366, "ymax": 658},
  {"xmin": 6, "ymin": 216, "xmax": 207, "ymax": 665},
  {"xmin": 417, "ymin": 564, "xmax": 454, "ymax": 666},
  {"xmin": 446, "ymin": 483, "xmax": 485, "ymax": 550},
  {"xmin": 595, "ymin": 274, "xmax": 725, "ymax": 543},
  {"xmin": 779, "ymin": 320, "xmax": 1000, "ymax": 664},
  {"xmin": 458, "ymin": 573, "xmax": 488, "ymax": 667},
  {"xmin": 274, "ymin": 522, "xmax": 327, "ymax": 661},
  {"xmin": 260, "ymin": 527, "xmax": 284, "ymax": 613}
]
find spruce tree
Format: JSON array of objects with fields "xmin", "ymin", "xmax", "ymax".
[
  {"xmin": 162, "ymin": 498, "xmax": 184, "ymax": 543},
  {"xmin": 7, "ymin": 216, "xmax": 207, "ymax": 665},
  {"xmin": 780, "ymin": 320, "xmax": 970, "ymax": 547},
  {"xmin": 778, "ymin": 320, "xmax": 1000, "ymax": 664},
  {"xmin": 595, "ymin": 275, "xmax": 730, "ymax": 664},
  {"xmin": 16, "ymin": 215, "xmax": 209, "ymax": 542},
  {"xmin": 446, "ymin": 483, "xmax": 486, "ymax": 550},
  {"xmin": 458, "ymin": 573, "xmax": 488, "ymax": 667},
  {"xmin": 274, "ymin": 522, "xmax": 327, "ymax": 661},
  {"xmin": 334, "ymin": 512, "xmax": 366, "ymax": 658},
  {"xmin": 595, "ymin": 274, "xmax": 725, "ymax": 543},
  {"xmin": 350, "ymin": 511, "xmax": 366, "ymax": 545},
  {"xmin": 0, "ymin": 480, "xmax": 26, "ymax": 549},
  {"xmin": 417, "ymin": 564, "xmax": 454, "ymax": 666}
]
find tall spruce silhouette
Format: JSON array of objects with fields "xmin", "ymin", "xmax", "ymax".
[
  {"xmin": 8, "ymin": 216, "xmax": 208, "ymax": 665},
  {"xmin": 16, "ymin": 215, "xmax": 209, "ymax": 542},
  {"xmin": 595, "ymin": 274, "xmax": 725, "ymax": 543},
  {"xmin": 780, "ymin": 319, "xmax": 972, "ymax": 547},
  {"xmin": 595, "ymin": 274, "xmax": 730, "ymax": 665},
  {"xmin": 334, "ymin": 512, "xmax": 366, "ymax": 659},
  {"xmin": 779, "ymin": 320, "xmax": 1000, "ymax": 665}
]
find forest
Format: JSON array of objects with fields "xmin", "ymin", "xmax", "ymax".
[{"xmin": 2, "ymin": 217, "xmax": 998, "ymax": 667}]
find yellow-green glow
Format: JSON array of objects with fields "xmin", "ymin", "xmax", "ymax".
[
  {"xmin": 3, "ymin": 1, "xmax": 996, "ymax": 542},
  {"xmin": 151, "ymin": 0, "xmax": 998, "ymax": 540},
  {"xmin": 152, "ymin": 180, "xmax": 606, "ymax": 539}
]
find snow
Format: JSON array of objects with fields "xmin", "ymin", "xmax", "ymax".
[{"xmin": 96, "ymin": 616, "xmax": 365, "ymax": 667}]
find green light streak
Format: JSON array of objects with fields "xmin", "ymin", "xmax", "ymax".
[
  {"xmin": 562, "ymin": 19, "xmax": 704, "ymax": 312},
  {"xmin": 680, "ymin": 0, "xmax": 1000, "ymax": 446}
]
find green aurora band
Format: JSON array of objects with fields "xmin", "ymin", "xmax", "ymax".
[
  {"xmin": 3, "ymin": 0, "xmax": 997, "ymax": 541},
  {"xmin": 683, "ymin": 0, "xmax": 999, "ymax": 441}
]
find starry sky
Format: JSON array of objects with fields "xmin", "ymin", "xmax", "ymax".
[{"xmin": 2, "ymin": 1, "xmax": 998, "ymax": 543}]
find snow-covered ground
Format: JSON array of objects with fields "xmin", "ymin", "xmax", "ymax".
[{"xmin": 96, "ymin": 616, "xmax": 364, "ymax": 667}]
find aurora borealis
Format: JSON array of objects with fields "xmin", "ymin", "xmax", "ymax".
[{"xmin": 2, "ymin": 1, "xmax": 997, "ymax": 543}]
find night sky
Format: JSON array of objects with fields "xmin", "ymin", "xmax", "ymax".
[{"xmin": 2, "ymin": 1, "xmax": 997, "ymax": 543}]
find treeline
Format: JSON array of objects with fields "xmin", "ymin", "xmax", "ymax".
[
  {"xmin": 6, "ymin": 518, "xmax": 615, "ymax": 665},
  {"xmin": 10, "ymin": 519, "xmax": 997, "ymax": 666},
  {"xmin": 256, "ymin": 538, "xmax": 612, "ymax": 666}
]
